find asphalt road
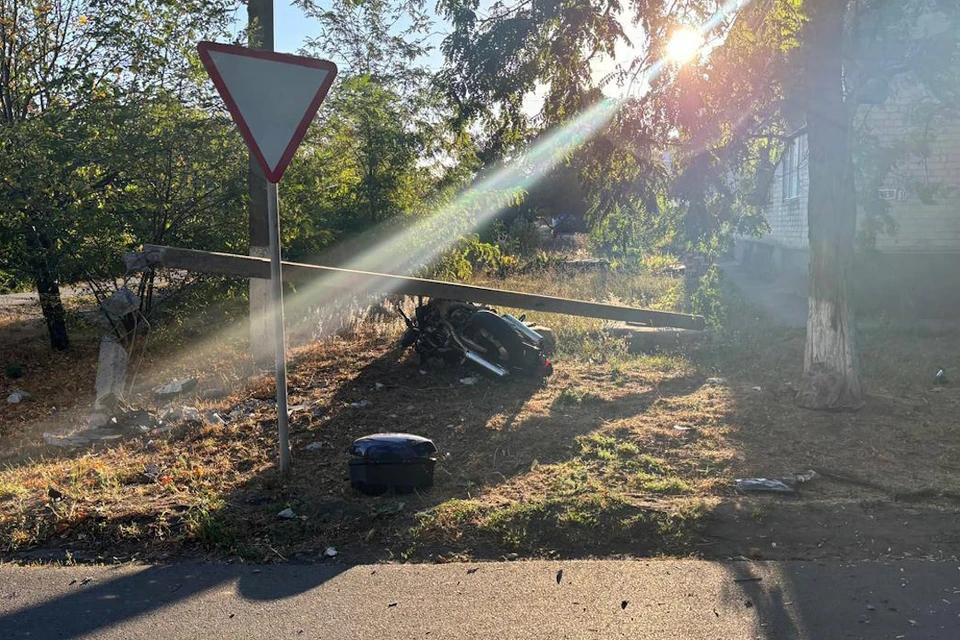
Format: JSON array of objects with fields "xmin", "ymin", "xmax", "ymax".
[{"xmin": 1, "ymin": 559, "xmax": 958, "ymax": 639}]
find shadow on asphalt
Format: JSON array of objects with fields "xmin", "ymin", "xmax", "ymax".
[
  {"xmin": 4, "ymin": 561, "xmax": 959, "ymax": 639},
  {"xmin": 0, "ymin": 563, "xmax": 346, "ymax": 640}
]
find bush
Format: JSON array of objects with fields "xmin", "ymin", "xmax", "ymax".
[
  {"xmin": 689, "ymin": 266, "xmax": 726, "ymax": 328},
  {"xmin": 4, "ymin": 363, "xmax": 25, "ymax": 380},
  {"xmin": 432, "ymin": 234, "xmax": 518, "ymax": 281}
]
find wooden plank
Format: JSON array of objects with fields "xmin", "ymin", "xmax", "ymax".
[{"xmin": 134, "ymin": 244, "xmax": 706, "ymax": 330}]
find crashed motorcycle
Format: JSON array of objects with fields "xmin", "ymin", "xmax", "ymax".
[{"xmin": 397, "ymin": 298, "xmax": 554, "ymax": 378}]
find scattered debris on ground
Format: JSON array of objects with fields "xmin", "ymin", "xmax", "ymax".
[
  {"xmin": 735, "ymin": 478, "xmax": 797, "ymax": 494},
  {"xmin": 4, "ymin": 269, "xmax": 960, "ymax": 566},
  {"xmin": 153, "ymin": 378, "xmax": 199, "ymax": 400}
]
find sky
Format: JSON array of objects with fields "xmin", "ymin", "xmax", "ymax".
[
  {"xmin": 259, "ymin": 0, "xmax": 741, "ymax": 100},
  {"xmin": 266, "ymin": 1, "xmax": 639, "ymax": 79},
  {"xmin": 271, "ymin": 1, "xmax": 446, "ymax": 69},
  {"xmin": 274, "ymin": 2, "xmax": 319, "ymax": 53}
]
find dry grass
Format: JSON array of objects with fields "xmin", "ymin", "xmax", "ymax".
[
  {"xmin": 0, "ymin": 306, "xmax": 101, "ymax": 441},
  {"xmin": 3, "ymin": 268, "xmax": 960, "ymax": 564},
  {"xmin": 0, "ymin": 331, "xmax": 730, "ymax": 562}
]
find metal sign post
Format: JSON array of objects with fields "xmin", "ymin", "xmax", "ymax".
[
  {"xmin": 266, "ymin": 181, "xmax": 291, "ymax": 472},
  {"xmin": 197, "ymin": 41, "xmax": 337, "ymax": 475}
]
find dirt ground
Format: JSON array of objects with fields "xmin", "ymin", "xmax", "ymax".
[{"xmin": 2, "ymin": 279, "xmax": 960, "ymax": 565}]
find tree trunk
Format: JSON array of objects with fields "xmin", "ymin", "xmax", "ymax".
[
  {"xmin": 26, "ymin": 227, "xmax": 70, "ymax": 351},
  {"xmin": 797, "ymin": 0, "xmax": 864, "ymax": 410}
]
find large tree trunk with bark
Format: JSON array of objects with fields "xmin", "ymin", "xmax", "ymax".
[
  {"xmin": 26, "ymin": 226, "xmax": 70, "ymax": 351},
  {"xmin": 797, "ymin": 0, "xmax": 864, "ymax": 409}
]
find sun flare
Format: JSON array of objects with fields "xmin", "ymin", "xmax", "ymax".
[{"xmin": 666, "ymin": 28, "xmax": 703, "ymax": 63}]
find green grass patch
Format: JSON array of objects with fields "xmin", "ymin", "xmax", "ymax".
[
  {"xmin": 632, "ymin": 475, "xmax": 693, "ymax": 495},
  {"xmin": 557, "ymin": 387, "xmax": 604, "ymax": 406},
  {"xmin": 408, "ymin": 493, "xmax": 707, "ymax": 556}
]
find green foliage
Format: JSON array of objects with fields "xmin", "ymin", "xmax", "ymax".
[
  {"xmin": 284, "ymin": 0, "xmax": 482, "ymax": 267},
  {"xmin": 280, "ymin": 74, "xmax": 435, "ymax": 257},
  {"xmin": 689, "ymin": 265, "xmax": 726, "ymax": 329},
  {"xmin": 435, "ymin": 0, "xmax": 770, "ymax": 259},
  {"xmin": 0, "ymin": 0, "xmax": 236, "ymax": 346},
  {"xmin": 3, "ymin": 362, "xmax": 24, "ymax": 380},
  {"xmin": 432, "ymin": 234, "xmax": 513, "ymax": 281},
  {"xmin": 492, "ymin": 216, "xmax": 544, "ymax": 257}
]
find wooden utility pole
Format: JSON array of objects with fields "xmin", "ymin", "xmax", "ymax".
[
  {"xmin": 132, "ymin": 245, "xmax": 708, "ymax": 330},
  {"xmin": 247, "ymin": 0, "xmax": 275, "ymax": 367}
]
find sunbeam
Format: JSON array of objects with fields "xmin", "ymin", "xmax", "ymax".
[{"xmin": 137, "ymin": 0, "xmax": 758, "ymax": 396}]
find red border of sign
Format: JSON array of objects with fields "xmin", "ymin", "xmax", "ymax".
[{"xmin": 197, "ymin": 41, "xmax": 338, "ymax": 184}]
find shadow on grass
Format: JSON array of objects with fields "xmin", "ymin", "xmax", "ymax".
[
  {"xmin": 184, "ymin": 337, "xmax": 710, "ymax": 564},
  {"xmin": 1, "ymin": 328, "xmax": 719, "ymax": 567}
]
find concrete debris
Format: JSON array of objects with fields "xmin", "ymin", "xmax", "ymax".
[
  {"xmin": 122, "ymin": 251, "xmax": 152, "ymax": 273},
  {"xmin": 87, "ymin": 412, "xmax": 111, "ymax": 429},
  {"xmin": 117, "ymin": 408, "xmax": 158, "ymax": 432},
  {"xmin": 350, "ymin": 399, "xmax": 372, "ymax": 409},
  {"xmin": 375, "ymin": 383, "xmax": 385, "ymax": 390},
  {"xmin": 43, "ymin": 432, "xmax": 93, "ymax": 447},
  {"xmin": 6, "ymin": 389, "xmax": 29, "ymax": 404},
  {"xmin": 459, "ymin": 377, "xmax": 479, "ymax": 386},
  {"xmin": 277, "ymin": 508, "xmax": 296, "ymax": 519},
  {"xmin": 204, "ymin": 411, "xmax": 226, "ymax": 426},
  {"xmin": 324, "ymin": 547, "xmax": 338, "ymax": 558},
  {"xmin": 227, "ymin": 399, "xmax": 264, "ymax": 420},
  {"xmin": 305, "ymin": 442, "xmax": 324, "ymax": 451},
  {"xmin": 93, "ymin": 335, "xmax": 129, "ymax": 411},
  {"xmin": 101, "ymin": 287, "xmax": 140, "ymax": 319},
  {"xmin": 160, "ymin": 406, "xmax": 200, "ymax": 423},
  {"xmin": 153, "ymin": 378, "xmax": 198, "ymax": 400}
]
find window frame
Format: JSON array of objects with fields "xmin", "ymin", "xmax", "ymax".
[{"xmin": 782, "ymin": 135, "xmax": 805, "ymax": 201}]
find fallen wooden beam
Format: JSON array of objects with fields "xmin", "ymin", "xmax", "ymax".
[{"xmin": 130, "ymin": 244, "xmax": 706, "ymax": 330}]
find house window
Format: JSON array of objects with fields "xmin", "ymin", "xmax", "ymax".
[{"xmin": 782, "ymin": 135, "xmax": 806, "ymax": 200}]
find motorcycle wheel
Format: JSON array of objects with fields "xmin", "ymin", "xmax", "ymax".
[
  {"xmin": 399, "ymin": 327, "xmax": 419, "ymax": 349},
  {"xmin": 464, "ymin": 310, "xmax": 530, "ymax": 373}
]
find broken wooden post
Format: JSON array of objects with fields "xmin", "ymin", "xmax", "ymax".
[{"xmin": 130, "ymin": 244, "xmax": 706, "ymax": 330}]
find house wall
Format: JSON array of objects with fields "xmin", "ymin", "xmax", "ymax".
[
  {"xmin": 865, "ymin": 78, "xmax": 960, "ymax": 252},
  {"xmin": 736, "ymin": 82, "xmax": 960, "ymax": 318},
  {"xmin": 760, "ymin": 136, "xmax": 809, "ymax": 251},
  {"xmin": 752, "ymin": 78, "xmax": 960, "ymax": 255}
]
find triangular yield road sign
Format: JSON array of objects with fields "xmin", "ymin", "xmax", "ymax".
[{"xmin": 198, "ymin": 42, "xmax": 338, "ymax": 183}]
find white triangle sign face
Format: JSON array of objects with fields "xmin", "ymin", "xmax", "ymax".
[{"xmin": 198, "ymin": 42, "xmax": 337, "ymax": 183}]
